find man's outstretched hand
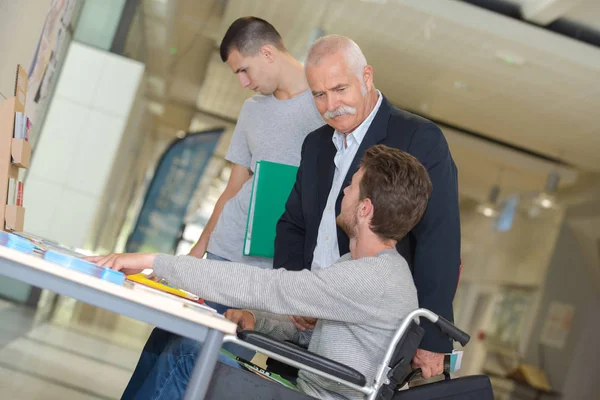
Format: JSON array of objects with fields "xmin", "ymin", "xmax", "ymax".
[
  {"xmin": 412, "ymin": 349, "xmax": 444, "ymax": 379},
  {"xmin": 84, "ymin": 253, "xmax": 156, "ymax": 276},
  {"xmin": 289, "ymin": 316, "xmax": 317, "ymax": 331}
]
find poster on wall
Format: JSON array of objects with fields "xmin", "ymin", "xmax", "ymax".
[
  {"xmin": 539, "ymin": 301, "xmax": 575, "ymax": 349},
  {"xmin": 26, "ymin": 0, "xmax": 78, "ymax": 139},
  {"xmin": 126, "ymin": 130, "xmax": 224, "ymax": 254}
]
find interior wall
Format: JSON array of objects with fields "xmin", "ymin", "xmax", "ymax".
[
  {"xmin": 0, "ymin": 0, "xmax": 52, "ymax": 100},
  {"xmin": 455, "ymin": 201, "xmax": 565, "ymax": 378},
  {"xmin": 87, "ymin": 76, "xmax": 151, "ymax": 254},
  {"xmin": 523, "ymin": 218, "xmax": 599, "ymax": 398},
  {"xmin": 460, "ymin": 202, "xmax": 564, "ymax": 287},
  {"xmin": 559, "ymin": 297, "xmax": 600, "ymax": 399},
  {"xmin": 0, "ymin": 0, "xmax": 53, "ymax": 303},
  {"xmin": 24, "ymin": 41, "xmax": 144, "ymax": 249}
]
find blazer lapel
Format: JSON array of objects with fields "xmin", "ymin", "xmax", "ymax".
[
  {"xmin": 317, "ymin": 126, "xmax": 337, "ymax": 213},
  {"xmin": 335, "ymin": 96, "xmax": 392, "ymax": 211}
]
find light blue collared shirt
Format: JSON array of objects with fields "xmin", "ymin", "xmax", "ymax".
[{"xmin": 312, "ymin": 91, "xmax": 383, "ymax": 270}]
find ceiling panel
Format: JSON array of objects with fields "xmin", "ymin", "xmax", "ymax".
[
  {"xmin": 327, "ymin": 1, "xmax": 600, "ymax": 170},
  {"xmin": 564, "ymin": 0, "xmax": 600, "ymax": 30}
]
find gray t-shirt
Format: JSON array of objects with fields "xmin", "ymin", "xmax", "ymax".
[{"xmin": 208, "ymin": 89, "xmax": 324, "ymax": 268}]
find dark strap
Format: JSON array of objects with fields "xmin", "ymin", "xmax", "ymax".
[{"xmin": 238, "ymin": 330, "xmax": 367, "ymax": 386}]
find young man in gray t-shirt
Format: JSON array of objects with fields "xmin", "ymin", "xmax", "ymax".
[
  {"xmin": 203, "ymin": 89, "xmax": 323, "ymax": 270},
  {"xmin": 188, "ymin": 18, "xmax": 323, "ymax": 273}
]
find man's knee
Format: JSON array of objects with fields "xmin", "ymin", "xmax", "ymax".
[{"xmin": 165, "ymin": 337, "xmax": 201, "ymax": 378}]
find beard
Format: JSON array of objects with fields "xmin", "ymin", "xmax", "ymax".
[{"xmin": 336, "ymin": 208, "xmax": 358, "ymax": 239}]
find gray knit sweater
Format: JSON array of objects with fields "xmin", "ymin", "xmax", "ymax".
[{"xmin": 153, "ymin": 249, "xmax": 418, "ymax": 400}]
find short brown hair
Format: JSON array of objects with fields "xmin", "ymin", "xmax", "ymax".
[
  {"xmin": 359, "ymin": 145, "xmax": 432, "ymax": 241},
  {"xmin": 220, "ymin": 17, "xmax": 286, "ymax": 62}
]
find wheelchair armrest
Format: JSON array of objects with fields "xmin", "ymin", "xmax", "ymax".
[{"xmin": 238, "ymin": 330, "xmax": 367, "ymax": 386}]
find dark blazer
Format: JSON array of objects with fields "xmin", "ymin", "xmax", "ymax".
[{"xmin": 273, "ymin": 95, "xmax": 461, "ymax": 353}]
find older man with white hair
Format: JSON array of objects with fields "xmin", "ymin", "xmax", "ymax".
[{"xmin": 274, "ymin": 35, "xmax": 462, "ymax": 379}]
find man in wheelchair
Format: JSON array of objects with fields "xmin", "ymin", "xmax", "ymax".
[{"xmin": 90, "ymin": 145, "xmax": 433, "ymax": 399}]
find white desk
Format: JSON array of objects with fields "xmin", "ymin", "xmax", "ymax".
[{"xmin": 0, "ymin": 245, "xmax": 237, "ymax": 400}]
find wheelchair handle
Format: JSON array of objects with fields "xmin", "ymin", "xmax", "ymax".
[
  {"xmin": 373, "ymin": 308, "xmax": 470, "ymax": 394},
  {"xmin": 434, "ymin": 316, "xmax": 470, "ymax": 347}
]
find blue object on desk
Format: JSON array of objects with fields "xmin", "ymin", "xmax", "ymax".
[
  {"xmin": 43, "ymin": 250, "xmax": 125, "ymax": 285},
  {"xmin": 0, "ymin": 231, "xmax": 35, "ymax": 254},
  {"xmin": 100, "ymin": 268, "xmax": 126, "ymax": 285}
]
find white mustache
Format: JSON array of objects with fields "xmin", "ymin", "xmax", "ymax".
[{"xmin": 324, "ymin": 106, "xmax": 357, "ymax": 119}]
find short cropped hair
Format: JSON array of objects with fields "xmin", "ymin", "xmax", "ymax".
[
  {"xmin": 360, "ymin": 145, "xmax": 432, "ymax": 241},
  {"xmin": 305, "ymin": 34, "xmax": 367, "ymax": 79},
  {"xmin": 220, "ymin": 17, "xmax": 286, "ymax": 62}
]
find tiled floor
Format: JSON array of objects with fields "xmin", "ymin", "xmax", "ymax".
[
  {"xmin": 0, "ymin": 291, "xmax": 271, "ymax": 400},
  {"xmin": 0, "ymin": 293, "xmax": 153, "ymax": 399},
  {"xmin": 0, "ymin": 365, "xmax": 101, "ymax": 400}
]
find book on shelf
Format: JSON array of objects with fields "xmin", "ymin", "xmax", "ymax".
[
  {"xmin": 6, "ymin": 178, "xmax": 23, "ymax": 206},
  {"xmin": 13, "ymin": 112, "xmax": 30, "ymax": 141}
]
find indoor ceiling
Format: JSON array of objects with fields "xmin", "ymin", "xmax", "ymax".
[
  {"xmin": 505, "ymin": 0, "xmax": 600, "ymax": 29},
  {"xmin": 133, "ymin": 0, "xmax": 600, "ymax": 203}
]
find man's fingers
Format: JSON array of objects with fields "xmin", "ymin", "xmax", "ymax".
[
  {"xmin": 289, "ymin": 316, "xmax": 316, "ymax": 331},
  {"xmin": 224, "ymin": 310, "xmax": 239, "ymax": 323},
  {"xmin": 96, "ymin": 254, "xmax": 117, "ymax": 268},
  {"xmin": 288, "ymin": 316, "xmax": 300, "ymax": 329},
  {"xmin": 224, "ymin": 310, "xmax": 254, "ymax": 330},
  {"xmin": 420, "ymin": 366, "xmax": 433, "ymax": 379},
  {"xmin": 412, "ymin": 349, "xmax": 444, "ymax": 379},
  {"xmin": 83, "ymin": 254, "xmax": 122, "ymax": 271},
  {"xmin": 83, "ymin": 256, "xmax": 103, "ymax": 262},
  {"xmin": 240, "ymin": 315, "xmax": 254, "ymax": 330},
  {"xmin": 434, "ymin": 364, "xmax": 444, "ymax": 376},
  {"xmin": 289, "ymin": 316, "xmax": 307, "ymax": 331},
  {"xmin": 303, "ymin": 317, "xmax": 317, "ymax": 327}
]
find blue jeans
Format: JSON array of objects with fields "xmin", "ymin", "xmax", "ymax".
[
  {"xmin": 121, "ymin": 252, "xmax": 255, "ymax": 399},
  {"xmin": 132, "ymin": 334, "xmax": 241, "ymax": 399}
]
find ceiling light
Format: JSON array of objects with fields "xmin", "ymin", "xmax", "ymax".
[
  {"xmin": 535, "ymin": 192, "xmax": 555, "ymax": 209},
  {"xmin": 540, "ymin": 197, "xmax": 553, "ymax": 209},
  {"xmin": 454, "ymin": 81, "xmax": 468, "ymax": 89},
  {"xmin": 477, "ymin": 205, "xmax": 497, "ymax": 217},
  {"xmin": 476, "ymin": 185, "xmax": 500, "ymax": 218},
  {"xmin": 533, "ymin": 172, "xmax": 559, "ymax": 209}
]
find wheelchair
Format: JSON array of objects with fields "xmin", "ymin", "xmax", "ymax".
[{"xmin": 203, "ymin": 308, "xmax": 494, "ymax": 399}]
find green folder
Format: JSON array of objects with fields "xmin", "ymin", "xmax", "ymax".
[{"xmin": 244, "ymin": 160, "xmax": 298, "ymax": 258}]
